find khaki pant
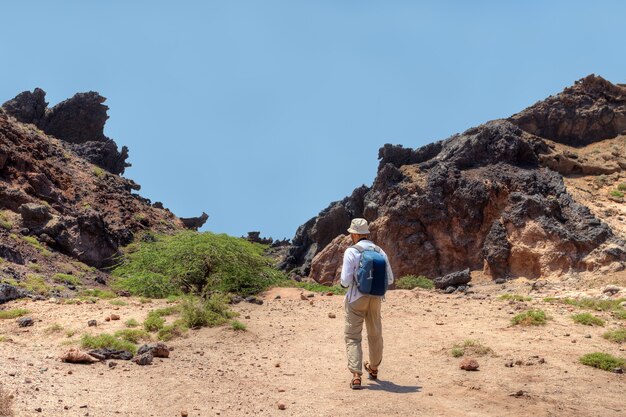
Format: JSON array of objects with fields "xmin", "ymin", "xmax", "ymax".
[{"xmin": 344, "ymin": 295, "xmax": 383, "ymax": 374}]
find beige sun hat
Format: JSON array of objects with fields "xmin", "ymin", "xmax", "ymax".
[{"xmin": 347, "ymin": 218, "xmax": 370, "ymax": 234}]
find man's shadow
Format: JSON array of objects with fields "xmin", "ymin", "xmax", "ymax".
[{"xmin": 364, "ymin": 378, "xmax": 421, "ymax": 393}]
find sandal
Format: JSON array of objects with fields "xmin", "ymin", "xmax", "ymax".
[
  {"xmin": 350, "ymin": 375, "xmax": 363, "ymax": 390},
  {"xmin": 364, "ymin": 362, "xmax": 378, "ymax": 380}
]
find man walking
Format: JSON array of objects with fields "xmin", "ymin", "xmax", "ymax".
[{"xmin": 340, "ymin": 218, "xmax": 394, "ymax": 389}]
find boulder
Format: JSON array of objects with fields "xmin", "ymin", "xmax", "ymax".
[
  {"xmin": 137, "ymin": 342, "xmax": 170, "ymax": 358},
  {"xmin": 19, "ymin": 203, "xmax": 51, "ymax": 225},
  {"xmin": 180, "ymin": 212, "xmax": 209, "ymax": 230},
  {"xmin": 60, "ymin": 348, "xmax": 99, "ymax": 364},
  {"xmin": 0, "ymin": 283, "xmax": 27, "ymax": 304}
]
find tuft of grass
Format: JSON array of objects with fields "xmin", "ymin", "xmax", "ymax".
[
  {"xmin": 157, "ymin": 322, "xmax": 186, "ymax": 341},
  {"xmin": 0, "ymin": 309, "xmax": 30, "ymax": 320},
  {"xmin": 602, "ymin": 329, "xmax": 626, "ymax": 344},
  {"xmin": 143, "ymin": 313, "xmax": 165, "ymax": 332},
  {"xmin": 572, "ymin": 313, "xmax": 605, "ymax": 326},
  {"xmin": 18, "ymin": 274, "xmax": 50, "ymax": 295},
  {"xmin": 80, "ymin": 288, "xmax": 117, "ymax": 299},
  {"xmin": 44, "ymin": 323, "xmax": 64, "ymax": 334},
  {"xmin": 53, "ymin": 273, "xmax": 81, "ymax": 286},
  {"xmin": 609, "ymin": 190, "xmax": 625, "ymax": 198},
  {"xmin": 180, "ymin": 294, "xmax": 234, "ymax": 329},
  {"xmin": 65, "ymin": 329, "xmax": 77, "ymax": 338},
  {"xmin": 109, "ymin": 299, "xmax": 128, "ymax": 306},
  {"xmin": 546, "ymin": 297, "xmax": 626, "ymax": 312},
  {"xmin": 139, "ymin": 297, "xmax": 153, "ymax": 304},
  {"xmin": 92, "ymin": 166, "xmax": 106, "ymax": 178},
  {"xmin": 613, "ymin": 310, "xmax": 626, "ymax": 320},
  {"xmin": 580, "ymin": 352, "xmax": 625, "ymax": 371},
  {"xmin": 231, "ymin": 320, "xmax": 247, "ymax": 331},
  {"xmin": 278, "ymin": 280, "xmax": 346, "ymax": 295},
  {"xmin": 0, "ymin": 211, "xmax": 12, "ymax": 231},
  {"xmin": 511, "ymin": 310, "xmax": 548, "ymax": 326},
  {"xmin": 21, "ymin": 236, "xmax": 50, "ymax": 255},
  {"xmin": 450, "ymin": 339, "xmax": 493, "ymax": 357},
  {"xmin": 27, "ymin": 263, "xmax": 43, "ymax": 273},
  {"xmin": 114, "ymin": 329, "xmax": 151, "ymax": 344},
  {"xmin": 618, "ymin": 183, "xmax": 626, "ymax": 192},
  {"xmin": 125, "ymin": 319, "xmax": 139, "ymax": 328},
  {"xmin": 0, "ymin": 381, "xmax": 15, "ymax": 417},
  {"xmin": 80, "ymin": 333, "xmax": 137, "ymax": 354},
  {"xmin": 395, "ymin": 275, "xmax": 434, "ymax": 290},
  {"xmin": 112, "ymin": 230, "xmax": 285, "ymax": 297},
  {"xmin": 499, "ymin": 294, "xmax": 532, "ymax": 302}
]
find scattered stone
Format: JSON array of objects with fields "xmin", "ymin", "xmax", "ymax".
[
  {"xmin": 434, "ymin": 269, "xmax": 471, "ymax": 290},
  {"xmin": 444, "ymin": 286, "xmax": 456, "ymax": 294},
  {"xmin": 613, "ymin": 367, "xmax": 624, "ymax": 374},
  {"xmin": 435, "ymin": 321, "xmax": 444, "ymax": 325},
  {"xmin": 244, "ymin": 315, "xmax": 250, "ymax": 319},
  {"xmin": 133, "ymin": 351, "xmax": 153, "ymax": 366},
  {"xmin": 105, "ymin": 316, "xmax": 111, "ymax": 322},
  {"xmin": 0, "ymin": 283, "xmax": 28, "ymax": 304},
  {"xmin": 306, "ymin": 293, "xmax": 314, "ymax": 298},
  {"xmin": 88, "ymin": 348, "xmax": 133, "ymax": 361},
  {"xmin": 181, "ymin": 411, "xmax": 189, "ymax": 417},
  {"xmin": 60, "ymin": 348, "xmax": 99, "ymax": 364},
  {"xmin": 277, "ymin": 402, "xmax": 286, "ymax": 410},
  {"xmin": 35, "ymin": 407, "xmax": 42, "ymax": 412},
  {"xmin": 328, "ymin": 313, "xmax": 336, "ymax": 319},
  {"xmin": 494, "ymin": 278, "xmax": 507, "ymax": 285},
  {"xmin": 326, "ymin": 292, "xmax": 334, "ymax": 296},
  {"xmin": 509, "ymin": 390, "xmax": 527, "ymax": 397},
  {"xmin": 17, "ymin": 317, "xmax": 34, "ymax": 327},
  {"xmin": 603, "ymin": 285, "xmax": 620, "ymax": 295},
  {"xmin": 300, "ymin": 293, "xmax": 308, "ymax": 301},
  {"xmin": 137, "ymin": 342, "xmax": 170, "ymax": 358},
  {"xmin": 460, "ymin": 358, "xmax": 479, "ymax": 371},
  {"xmin": 108, "ymin": 362, "xmax": 117, "ymax": 369},
  {"xmin": 585, "ymin": 334, "xmax": 592, "ymax": 338},
  {"xmin": 87, "ymin": 320, "xmax": 97, "ymax": 327},
  {"xmin": 274, "ymin": 295, "xmax": 281, "ymax": 300},
  {"xmin": 309, "ymin": 300, "xmax": 314, "ymax": 306},
  {"xmin": 230, "ymin": 295, "xmax": 244, "ymax": 304},
  {"xmin": 244, "ymin": 296, "xmax": 263, "ymax": 305},
  {"xmin": 109, "ymin": 314, "xmax": 120, "ymax": 321}
]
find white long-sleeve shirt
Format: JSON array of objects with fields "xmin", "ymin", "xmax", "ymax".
[{"xmin": 340, "ymin": 239, "xmax": 394, "ymax": 303}]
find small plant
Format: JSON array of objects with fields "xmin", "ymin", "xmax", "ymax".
[
  {"xmin": 450, "ymin": 339, "xmax": 493, "ymax": 357},
  {"xmin": 125, "ymin": 319, "xmax": 139, "ymax": 328},
  {"xmin": 19, "ymin": 274, "xmax": 50, "ymax": 295},
  {"xmin": 618, "ymin": 183, "xmax": 626, "ymax": 192},
  {"xmin": 511, "ymin": 310, "xmax": 548, "ymax": 326},
  {"xmin": 22, "ymin": 236, "xmax": 50, "ymax": 255},
  {"xmin": 499, "ymin": 294, "xmax": 532, "ymax": 302},
  {"xmin": 143, "ymin": 313, "xmax": 165, "ymax": 332},
  {"xmin": 139, "ymin": 297, "xmax": 153, "ymax": 304},
  {"xmin": 572, "ymin": 313, "xmax": 605, "ymax": 326},
  {"xmin": 609, "ymin": 190, "xmax": 625, "ymax": 199},
  {"xmin": 602, "ymin": 328, "xmax": 626, "ymax": 344},
  {"xmin": 80, "ymin": 288, "xmax": 117, "ymax": 299},
  {"xmin": 231, "ymin": 320, "xmax": 247, "ymax": 331},
  {"xmin": 547, "ymin": 297, "xmax": 626, "ymax": 312},
  {"xmin": 0, "ymin": 382, "xmax": 15, "ymax": 417},
  {"xmin": 180, "ymin": 294, "xmax": 234, "ymax": 329},
  {"xmin": 594, "ymin": 175, "xmax": 608, "ymax": 186},
  {"xmin": 613, "ymin": 310, "xmax": 626, "ymax": 320},
  {"xmin": 0, "ymin": 211, "xmax": 12, "ymax": 230},
  {"xmin": 109, "ymin": 299, "xmax": 128, "ymax": 306},
  {"xmin": 114, "ymin": 329, "xmax": 151, "ymax": 344},
  {"xmin": 53, "ymin": 273, "xmax": 81, "ymax": 286},
  {"xmin": 65, "ymin": 329, "xmax": 77, "ymax": 338},
  {"xmin": 395, "ymin": 275, "xmax": 434, "ymax": 290},
  {"xmin": 0, "ymin": 309, "xmax": 30, "ymax": 320},
  {"xmin": 0, "ymin": 336, "xmax": 6, "ymax": 342},
  {"xmin": 157, "ymin": 322, "xmax": 186, "ymax": 341},
  {"xmin": 279, "ymin": 281, "xmax": 347, "ymax": 294},
  {"xmin": 80, "ymin": 333, "xmax": 138, "ymax": 354},
  {"xmin": 28, "ymin": 263, "xmax": 43, "ymax": 272},
  {"xmin": 92, "ymin": 166, "xmax": 106, "ymax": 178},
  {"xmin": 44, "ymin": 323, "xmax": 64, "ymax": 334},
  {"xmin": 580, "ymin": 352, "xmax": 625, "ymax": 371}
]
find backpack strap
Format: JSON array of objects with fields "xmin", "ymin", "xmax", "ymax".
[{"xmin": 351, "ymin": 243, "xmax": 380, "ymax": 253}]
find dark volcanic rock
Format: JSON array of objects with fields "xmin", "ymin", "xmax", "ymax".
[
  {"xmin": 0, "ymin": 283, "xmax": 28, "ymax": 304},
  {"xmin": 1, "ymin": 88, "xmax": 47, "ymax": 124},
  {"xmin": 434, "ymin": 269, "xmax": 471, "ymax": 290},
  {"xmin": 510, "ymin": 74, "xmax": 626, "ymax": 146},
  {"xmin": 19, "ymin": 203, "xmax": 52, "ymax": 225},
  {"xmin": 88, "ymin": 348, "xmax": 133, "ymax": 361},
  {"xmin": 0, "ymin": 244, "xmax": 25, "ymax": 265},
  {"xmin": 483, "ymin": 220, "xmax": 511, "ymax": 278},
  {"xmin": 180, "ymin": 212, "xmax": 209, "ymax": 230},
  {"xmin": 17, "ymin": 317, "xmax": 34, "ymax": 327},
  {"xmin": 70, "ymin": 140, "xmax": 130, "ymax": 177},
  {"xmin": 137, "ymin": 342, "xmax": 170, "ymax": 358}
]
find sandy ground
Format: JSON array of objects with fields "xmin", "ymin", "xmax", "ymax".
[{"xmin": 1, "ymin": 277, "xmax": 626, "ymax": 417}]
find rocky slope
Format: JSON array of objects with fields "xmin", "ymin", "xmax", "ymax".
[
  {"xmin": 280, "ymin": 75, "xmax": 626, "ymax": 284},
  {"xmin": 0, "ymin": 90, "xmax": 208, "ymax": 297}
]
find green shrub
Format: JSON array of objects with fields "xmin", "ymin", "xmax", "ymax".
[
  {"xmin": 79, "ymin": 288, "xmax": 117, "ymax": 299},
  {"xmin": 450, "ymin": 339, "xmax": 493, "ymax": 357},
  {"xmin": 109, "ymin": 299, "xmax": 128, "ymax": 306},
  {"xmin": 44, "ymin": 323, "xmax": 64, "ymax": 334},
  {"xmin": 609, "ymin": 190, "xmax": 624, "ymax": 198},
  {"xmin": 114, "ymin": 329, "xmax": 151, "ymax": 344},
  {"xmin": 231, "ymin": 320, "xmax": 247, "ymax": 331},
  {"xmin": 511, "ymin": 310, "xmax": 548, "ymax": 326},
  {"xmin": 180, "ymin": 294, "xmax": 234, "ymax": 329},
  {"xmin": 139, "ymin": 297, "xmax": 152, "ymax": 304},
  {"xmin": 580, "ymin": 352, "xmax": 625, "ymax": 371},
  {"xmin": 602, "ymin": 329, "xmax": 626, "ymax": 344},
  {"xmin": 396, "ymin": 275, "xmax": 434, "ymax": 290},
  {"xmin": 19, "ymin": 274, "xmax": 50, "ymax": 295},
  {"xmin": 92, "ymin": 166, "xmax": 105, "ymax": 178},
  {"xmin": 613, "ymin": 310, "xmax": 626, "ymax": 320},
  {"xmin": 0, "ymin": 211, "xmax": 12, "ymax": 230},
  {"xmin": 80, "ymin": 333, "xmax": 137, "ymax": 354},
  {"xmin": 157, "ymin": 322, "xmax": 186, "ymax": 341},
  {"xmin": 278, "ymin": 280, "xmax": 346, "ymax": 294},
  {"xmin": 547, "ymin": 297, "xmax": 626, "ymax": 312},
  {"xmin": 22, "ymin": 236, "xmax": 50, "ymax": 255},
  {"xmin": 28, "ymin": 263, "xmax": 43, "ymax": 272},
  {"xmin": 0, "ymin": 308, "xmax": 30, "ymax": 319},
  {"xmin": 53, "ymin": 273, "xmax": 81, "ymax": 286},
  {"xmin": 143, "ymin": 313, "xmax": 166, "ymax": 332},
  {"xmin": 618, "ymin": 183, "xmax": 626, "ymax": 192},
  {"xmin": 112, "ymin": 231, "xmax": 285, "ymax": 297},
  {"xmin": 124, "ymin": 319, "xmax": 139, "ymax": 328},
  {"xmin": 65, "ymin": 329, "xmax": 77, "ymax": 338},
  {"xmin": 499, "ymin": 294, "xmax": 531, "ymax": 302},
  {"xmin": 572, "ymin": 313, "xmax": 605, "ymax": 326}
]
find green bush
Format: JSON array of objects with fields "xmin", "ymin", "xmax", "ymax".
[
  {"xmin": 572, "ymin": 313, "xmax": 605, "ymax": 326},
  {"xmin": 0, "ymin": 309, "xmax": 30, "ymax": 319},
  {"xmin": 547, "ymin": 297, "xmax": 626, "ymax": 312},
  {"xmin": 279, "ymin": 281, "xmax": 346, "ymax": 294},
  {"xmin": 80, "ymin": 288, "xmax": 117, "ymax": 299},
  {"xmin": 580, "ymin": 352, "xmax": 625, "ymax": 371},
  {"xmin": 114, "ymin": 329, "xmax": 151, "ymax": 344},
  {"xmin": 143, "ymin": 313, "xmax": 166, "ymax": 332},
  {"xmin": 511, "ymin": 310, "xmax": 548, "ymax": 326},
  {"xmin": 109, "ymin": 299, "xmax": 128, "ymax": 306},
  {"xmin": 602, "ymin": 329, "xmax": 626, "ymax": 344},
  {"xmin": 609, "ymin": 190, "xmax": 624, "ymax": 198},
  {"xmin": 19, "ymin": 275, "xmax": 50, "ymax": 295},
  {"xmin": 80, "ymin": 333, "xmax": 138, "ymax": 354},
  {"xmin": 0, "ymin": 211, "xmax": 12, "ymax": 230},
  {"xmin": 124, "ymin": 319, "xmax": 139, "ymax": 328},
  {"xmin": 450, "ymin": 339, "xmax": 493, "ymax": 357},
  {"xmin": 396, "ymin": 275, "xmax": 434, "ymax": 290},
  {"xmin": 231, "ymin": 320, "xmax": 247, "ymax": 331},
  {"xmin": 618, "ymin": 183, "xmax": 626, "ymax": 192},
  {"xmin": 180, "ymin": 294, "xmax": 234, "ymax": 329},
  {"xmin": 499, "ymin": 294, "xmax": 531, "ymax": 302},
  {"xmin": 53, "ymin": 273, "xmax": 81, "ymax": 286},
  {"xmin": 157, "ymin": 322, "xmax": 186, "ymax": 341},
  {"xmin": 111, "ymin": 231, "xmax": 285, "ymax": 297}
]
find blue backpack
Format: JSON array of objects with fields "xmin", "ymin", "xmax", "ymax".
[{"xmin": 352, "ymin": 244, "xmax": 387, "ymax": 296}]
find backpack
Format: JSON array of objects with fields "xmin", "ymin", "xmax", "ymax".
[{"xmin": 352, "ymin": 243, "xmax": 387, "ymax": 296}]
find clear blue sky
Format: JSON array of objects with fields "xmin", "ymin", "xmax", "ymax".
[{"xmin": 1, "ymin": 1, "xmax": 625, "ymax": 239}]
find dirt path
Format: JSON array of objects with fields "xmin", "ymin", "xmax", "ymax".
[{"xmin": 1, "ymin": 279, "xmax": 626, "ymax": 417}]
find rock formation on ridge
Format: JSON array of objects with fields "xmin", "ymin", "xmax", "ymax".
[{"xmin": 280, "ymin": 75, "xmax": 626, "ymax": 284}]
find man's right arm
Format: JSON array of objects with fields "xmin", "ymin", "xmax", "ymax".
[{"xmin": 340, "ymin": 248, "xmax": 357, "ymax": 288}]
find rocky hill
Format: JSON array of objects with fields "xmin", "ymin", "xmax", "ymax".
[
  {"xmin": 0, "ymin": 89, "xmax": 208, "ymax": 297},
  {"xmin": 280, "ymin": 75, "xmax": 626, "ymax": 284}
]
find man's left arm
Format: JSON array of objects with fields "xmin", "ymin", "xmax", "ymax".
[{"xmin": 380, "ymin": 248, "xmax": 394, "ymax": 285}]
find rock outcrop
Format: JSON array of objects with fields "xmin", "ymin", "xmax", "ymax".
[
  {"xmin": 2, "ymin": 89, "xmax": 130, "ymax": 175},
  {"xmin": 282, "ymin": 75, "xmax": 626, "ymax": 284}
]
